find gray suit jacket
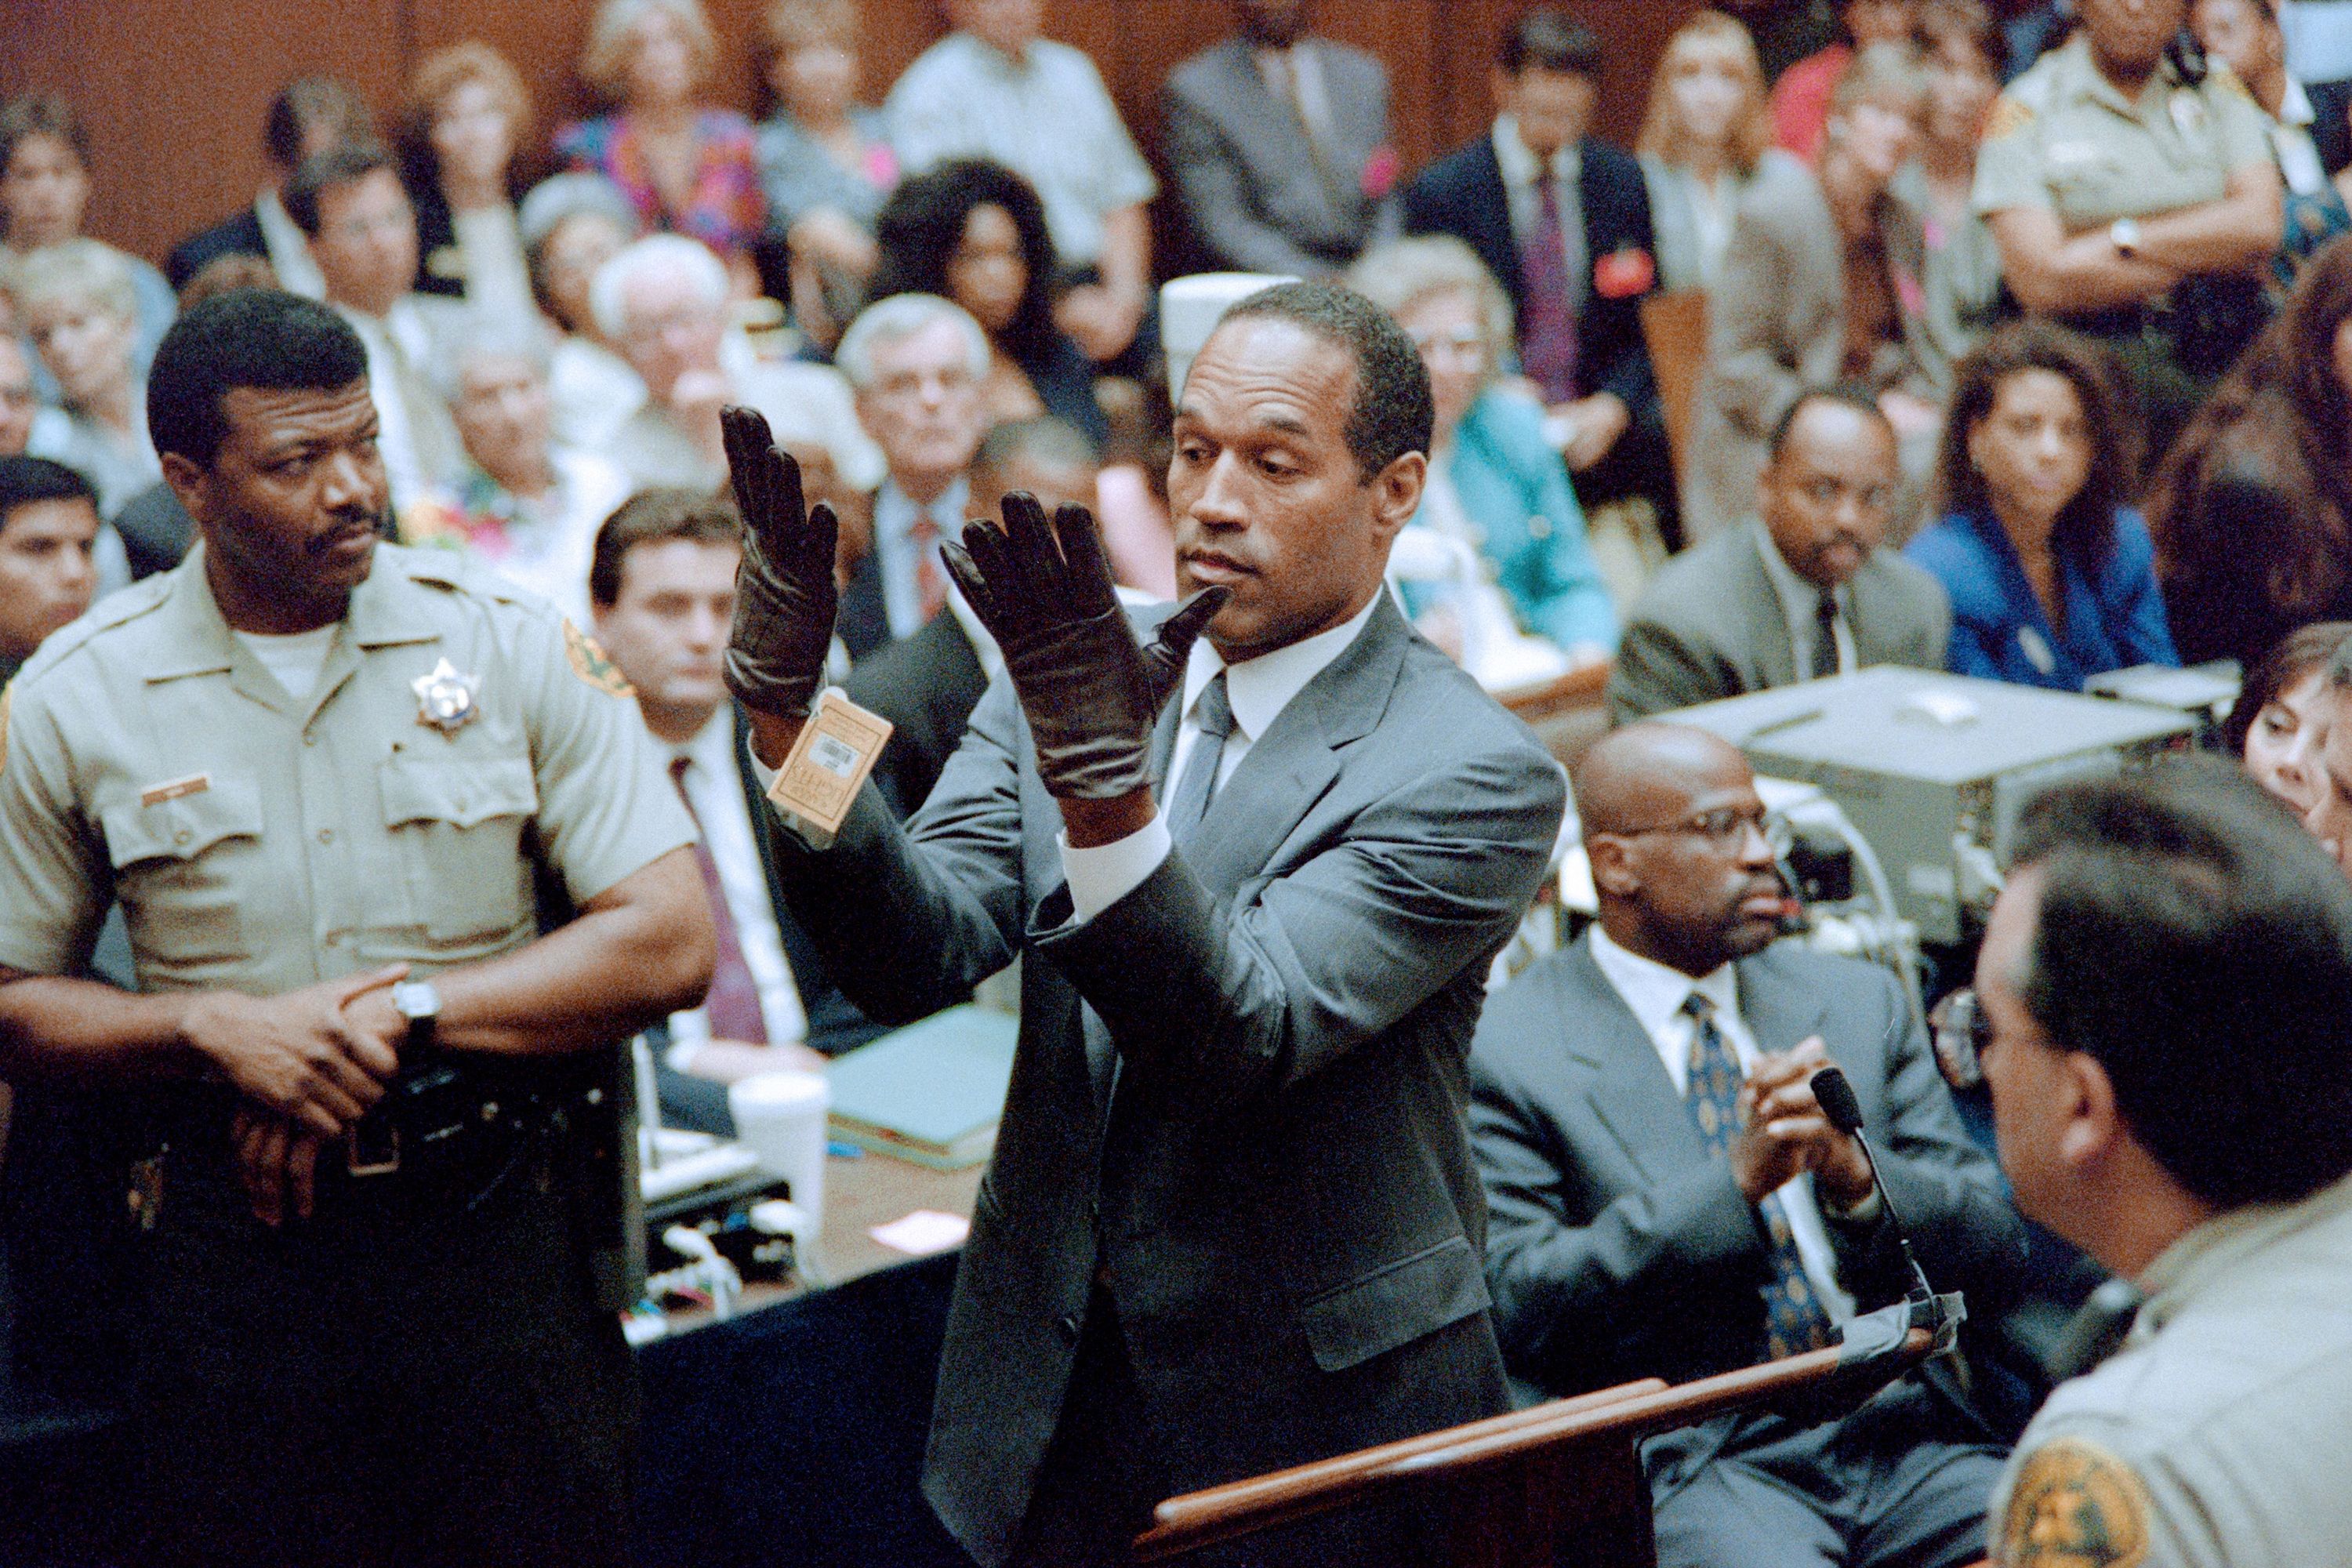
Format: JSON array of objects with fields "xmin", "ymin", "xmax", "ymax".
[
  {"xmin": 1604, "ymin": 525, "xmax": 1951, "ymax": 724},
  {"xmin": 758, "ymin": 593, "xmax": 1565, "ymax": 1565},
  {"xmin": 1683, "ymin": 154, "xmax": 1948, "ymax": 543},
  {"xmin": 1163, "ymin": 36, "xmax": 1401, "ymax": 275},
  {"xmin": 1470, "ymin": 935, "xmax": 2027, "ymax": 1416}
]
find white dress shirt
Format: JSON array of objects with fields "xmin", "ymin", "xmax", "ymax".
[
  {"xmin": 255, "ymin": 189, "xmax": 326, "ymax": 299},
  {"xmin": 872, "ymin": 476, "xmax": 970, "ymax": 641},
  {"xmin": 665, "ymin": 706, "xmax": 807, "ymax": 1062},
  {"xmin": 1061, "ymin": 592, "xmax": 1382, "ymax": 922},
  {"xmin": 1754, "ymin": 524, "xmax": 1856, "ymax": 680},
  {"xmin": 337, "ymin": 299, "xmax": 463, "ymax": 517},
  {"xmin": 1255, "ymin": 42, "xmax": 1336, "ymax": 153},
  {"xmin": 1586, "ymin": 924, "xmax": 1861, "ymax": 1325},
  {"xmin": 2272, "ymin": 74, "xmax": 2334, "ymax": 194}
]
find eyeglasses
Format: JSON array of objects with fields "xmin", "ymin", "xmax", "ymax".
[
  {"xmin": 1930, "ymin": 987, "xmax": 1994, "ymax": 1091},
  {"xmin": 1613, "ymin": 804, "xmax": 1790, "ymax": 855}
]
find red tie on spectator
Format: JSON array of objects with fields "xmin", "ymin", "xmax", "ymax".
[
  {"xmin": 670, "ymin": 755, "xmax": 768, "ymax": 1044},
  {"xmin": 909, "ymin": 509, "xmax": 949, "ymax": 625},
  {"xmin": 1519, "ymin": 176, "xmax": 1581, "ymax": 405}
]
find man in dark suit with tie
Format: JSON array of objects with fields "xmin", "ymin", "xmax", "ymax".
[
  {"xmin": 1403, "ymin": 9, "xmax": 1682, "ymax": 545},
  {"xmin": 720, "ymin": 281, "xmax": 1565, "ymax": 1566},
  {"xmin": 1472, "ymin": 721, "xmax": 2026, "ymax": 1568},
  {"xmin": 1163, "ymin": 0, "xmax": 1403, "ymax": 278},
  {"xmin": 1606, "ymin": 388, "xmax": 1949, "ymax": 723},
  {"xmin": 847, "ymin": 415, "xmax": 1100, "ymax": 820},
  {"xmin": 586, "ymin": 490, "xmax": 882, "ymax": 1134}
]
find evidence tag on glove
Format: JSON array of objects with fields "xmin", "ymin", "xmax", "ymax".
[{"xmin": 767, "ymin": 688, "xmax": 892, "ymax": 848}]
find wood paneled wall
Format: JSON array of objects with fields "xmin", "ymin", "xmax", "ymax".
[{"xmin": 2, "ymin": 0, "xmax": 1693, "ymax": 271}]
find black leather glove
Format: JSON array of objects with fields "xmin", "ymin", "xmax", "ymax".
[
  {"xmin": 720, "ymin": 406, "xmax": 840, "ymax": 720},
  {"xmin": 942, "ymin": 492, "xmax": 1229, "ymax": 800}
]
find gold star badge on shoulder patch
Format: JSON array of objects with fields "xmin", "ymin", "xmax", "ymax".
[
  {"xmin": 2000, "ymin": 1438, "xmax": 2153, "ymax": 1567},
  {"xmin": 563, "ymin": 619, "xmax": 635, "ymax": 699}
]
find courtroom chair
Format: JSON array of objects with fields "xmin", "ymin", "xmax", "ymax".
[
  {"xmin": 1133, "ymin": 1316, "xmax": 1935, "ymax": 1567},
  {"xmin": 1637, "ymin": 289, "xmax": 1709, "ymax": 484}
]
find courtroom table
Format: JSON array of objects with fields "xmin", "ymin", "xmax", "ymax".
[{"xmin": 631, "ymin": 1145, "xmax": 983, "ymax": 1566}]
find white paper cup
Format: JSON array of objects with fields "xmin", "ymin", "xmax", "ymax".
[{"xmin": 729, "ymin": 1070, "xmax": 830, "ymax": 1226}]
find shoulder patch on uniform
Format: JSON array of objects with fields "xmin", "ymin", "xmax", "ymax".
[
  {"xmin": 562, "ymin": 618, "xmax": 636, "ymax": 698},
  {"xmin": 1999, "ymin": 1438, "xmax": 2153, "ymax": 1568},
  {"xmin": 1984, "ymin": 93, "xmax": 2036, "ymax": 141}
]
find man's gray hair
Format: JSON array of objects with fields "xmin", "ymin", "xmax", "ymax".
[
  {"xmin": 588, "ymin": 234, "xmax": 728, "ymax": 340},
  {"xmin": 836, "ymin": 293, "xmax": 991, "ymax": 390}
]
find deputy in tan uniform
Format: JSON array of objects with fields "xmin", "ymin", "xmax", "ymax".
[
  {"xmin": 1963, "ymin": 764, "xmax": 2352, "ymax": 1568},
  {"xmin": 0, "ymin": 289, "xmax": 714, "ymax": 1568},
  {"xmin": 1974, "ymin": 0, "xmax": 2281, "ymax": 453}
]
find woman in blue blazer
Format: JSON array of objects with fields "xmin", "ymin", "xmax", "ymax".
[
  {"xmin": 1906, "ymin": 321, "xmax": 2176, "ymax": 691},
  {"xmin": 1350, "ymin": 236, "xmax": 1617, "ymax": 659}
]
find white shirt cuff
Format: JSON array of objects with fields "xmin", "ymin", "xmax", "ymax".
[{"xmin": 1060, "ymin": 816, "xmax": 1171, "ymax": 924}]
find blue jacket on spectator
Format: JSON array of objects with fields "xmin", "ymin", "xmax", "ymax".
[
  {"xmin": 1904, "ymin": 506, "xmax": 2176, "ymax": 691},
  {"xmin": 1407, "ymin": 387, "xmax": 1617, "ymax": 652}
]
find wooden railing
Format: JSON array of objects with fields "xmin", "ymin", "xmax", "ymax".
[{"xmin": 1133, "ymin": 1329, "xmax": 1935, "ymax": 1567}]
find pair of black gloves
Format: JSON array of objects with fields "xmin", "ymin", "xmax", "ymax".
[{"xmin": 719, "ymin": 406, "xmax": 1228, "ymax": 801}]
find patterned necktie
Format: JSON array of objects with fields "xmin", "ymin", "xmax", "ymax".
[
  {"xmin": 1160, "ymin": 673, "xmax": 1234, "ymax": 843},
  {"xmin": 908, "ymin": 509, "xmax": 949, "ymax": 625},
  {"xmin": 1519, "ymin": 174, "xmax": 1581, "ymax": 404},
  {"xmin": 670, "ymin": 756, "xmax": 768, "ymax": 1044},
  {"xmin": 1811, "ymin": 591, "xmax": 1841, "ymax": 681},
  {"xmin": 1682, "ymin": 993, "xmax": 1835, "ymax": 1358}
]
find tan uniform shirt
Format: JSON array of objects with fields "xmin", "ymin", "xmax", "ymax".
[
  {"xmin": 1973, "ymin": 35, "xmax": 2275, "ymax": 231},
  {"xmin": 0, "ymin": 544, "xmax": 694, "ymax": 995},
  {"xmin": 1989, "ymin": 1172, "xmax": 2352, "ymax": 1568}
]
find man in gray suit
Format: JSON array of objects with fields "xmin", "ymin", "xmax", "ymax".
[
  {"xmin": 1164, "ymin": 0, "xmax": 1403, "ymax": 278},
  {"xmin": 720, "ymin": 281, "xmax": 1565, "ymax": 1566},
  {"xmin": 1472, "ymin": 723, "xmax": 2025, "ymax": 1568},
  {"xmin": 1606, "ymin": 387, "xmax": 1950, "ymax": 724}
]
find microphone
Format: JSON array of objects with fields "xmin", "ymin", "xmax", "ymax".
[
  {"xmin": 1810, "ymin": 1066, "xmax": 1951, "ymax": 1327},
  {"xmin": 1760, "ymin": 1066, "xmax": 1967, "ymax": 1421}
]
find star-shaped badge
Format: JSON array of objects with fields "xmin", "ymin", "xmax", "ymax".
[{"xmin": 412, "ymin": 657, "xmax": 481, "ymax": 736}]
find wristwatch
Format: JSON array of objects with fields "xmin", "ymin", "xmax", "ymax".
[
  {"xmin": 390, "ymin": 979, "xmax": 441, "ymax": 1051},
  {"xmin": 2109, "ymin": 217, "xmax": 2143, "ymax": 260}
]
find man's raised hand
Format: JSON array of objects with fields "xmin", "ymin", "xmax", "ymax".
[
  {"xmin": 941, "ymin": 492, "xmax": 1227, "ymax": 801},
  {"xmin": 720, "ymin": 405, "xmax": 840, "ymax": 726}
]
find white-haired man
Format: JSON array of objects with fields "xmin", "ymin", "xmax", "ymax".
[
  {"xmin": 595, "ymin": 234, "xmax": 880, "ymax": 499},
  {"xmin": 835, "ymin": 293, "xmax": 992, "ymax": 645}
]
